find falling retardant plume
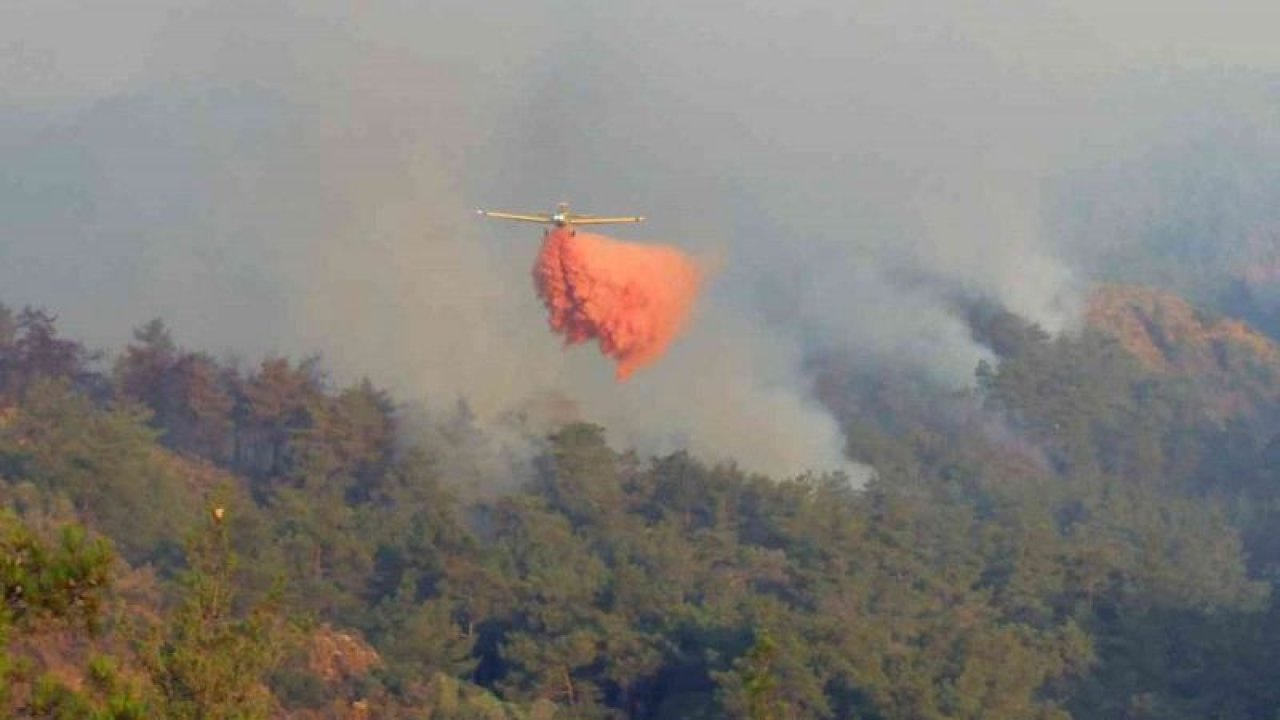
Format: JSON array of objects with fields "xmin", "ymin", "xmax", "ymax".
[{"xmin": 534, "ymin": 228, "xmax": 702, "ymax": 380}]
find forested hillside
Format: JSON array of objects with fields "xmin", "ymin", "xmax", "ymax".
[{"xmin": 4, "ymin": 288, "xmax": 1280, "ymax": 719}]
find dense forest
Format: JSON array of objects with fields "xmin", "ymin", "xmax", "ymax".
[{"xmin": 5, "ymin": 279, "xmax": 1280, "ymax": 719}]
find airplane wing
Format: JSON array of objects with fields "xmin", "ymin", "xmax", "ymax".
[
  {"xmin": 568, "ymin": 216, "xmax": 646, "ymax": 225},
  {"xmin": 476, "ymin": 210, "xmax": 554, "ymax": 223}
]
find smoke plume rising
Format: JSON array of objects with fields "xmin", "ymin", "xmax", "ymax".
[
  {"xmin": 534, "ymin": 229, "xmax": 701, "ymax": 380},
  {"xmin": 5, "ymin": 0, "xmax": 1280, "ymax": 482}
]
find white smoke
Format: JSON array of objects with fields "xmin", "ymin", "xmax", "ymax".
[{"xmin": 4, "ymin": 0, "xmax": 1280, "ymax": 481}]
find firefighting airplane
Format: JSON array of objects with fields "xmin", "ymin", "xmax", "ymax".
[{"xmin": 476, "ymin": 202, "xmax": 645, "ymax": 235}]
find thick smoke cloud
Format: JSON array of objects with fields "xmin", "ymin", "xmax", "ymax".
[{"xmin": 4, "ymin": 0, "xmax": 1280, "ymax": 480}]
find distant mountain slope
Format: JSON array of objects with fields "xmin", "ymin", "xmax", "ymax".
[
  {"xmin": 1085, "ymin": 283, "xmax": 1280, "ymax": 416},
  {"xmin": 1086, "ymin": 284, "xmax": 1280, "ymax": 372}
]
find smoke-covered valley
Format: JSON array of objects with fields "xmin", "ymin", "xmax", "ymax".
[{"xmin": 5, "ymin": 0, "xmax": 1280, "ymax": 479}]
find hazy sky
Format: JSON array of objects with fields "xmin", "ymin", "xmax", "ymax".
[{"xmin": 4, "ymin": 0, "xmax": 1280, "ymax": 478}]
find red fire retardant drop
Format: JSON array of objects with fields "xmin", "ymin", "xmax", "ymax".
[{"xmin": 533, "ymin": 228, "xmax": 702, "ymax": 380}]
